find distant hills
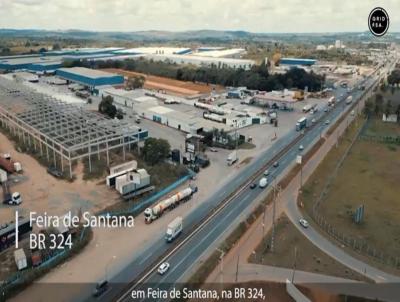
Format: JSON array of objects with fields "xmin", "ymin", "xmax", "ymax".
[{"xmin": 0, "ymin": 29, "xmax": 396, "ymax": 43}]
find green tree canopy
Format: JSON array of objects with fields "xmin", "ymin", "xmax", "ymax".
[{"xmin": 142, "ymin": 138, "xmax": 171, "ymax": 165}]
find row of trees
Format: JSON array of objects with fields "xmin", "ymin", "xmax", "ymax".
[
  {"xmin": 364, "ymin": 93, "xmax": 400, "ymax": 118},
  {"xmin": 65, "ymin": 57, "xmax": 325, "ymax": 92}
]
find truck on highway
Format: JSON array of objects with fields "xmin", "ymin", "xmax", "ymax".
[
  {"xmin": 227, "ymin": 151, "xmax": 238, "ymax": 166},
  {"xmin": 144, "ymin": 185, "xmax": 198, "ymax": 223},
  {"xmin": 346, "ymin": 96, "xmax": 353, "ymax": 105},
  {"xmin": 328, "ymin": 96, "xmax": 336, "ymax": 106},
  {"xmin": 296, "ymin": 117, "xmax": 307, "ymax": 131},
  {"xmin": 165, "ymin": 216, "xmax": 183, "ymax": 242},
  {"xmin": 302, "ymin": 104, "xmax": 312, "ymax": 113}
]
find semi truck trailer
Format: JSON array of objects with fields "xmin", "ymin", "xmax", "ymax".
[
  {"xmin": 227, "ymin": 151, "xmax": 238, "ymax": 166},
  {"xmin": 165, "ymin": 216, "xmax": 183, "ymax": 242},
  {"xmin": 144, "ymin": 186, "xmax": 198, "ymax": 223}
]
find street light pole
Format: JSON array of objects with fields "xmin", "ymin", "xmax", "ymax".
[
  {"xmin": 270, "ymin": 176, "xmax": 276, "ymax": 253},
  {"xmin": 291, "ymin": 246, "xmax": 297, "ymax": 283},
  {"xmin": 105, "ymin": 255, "xmax": 116, "ymax": 281}
]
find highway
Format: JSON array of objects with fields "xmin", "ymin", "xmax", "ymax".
[
  {"xmin": 78, "ymin": 62, "xmax": 386, "ymax": 302},
  {"xmin": 101, "ymin": 69, "xmax": 384, "ymax": 302}
]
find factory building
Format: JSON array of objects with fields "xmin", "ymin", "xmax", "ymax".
[
  {"xmin": 56, "ymin": 67, "xmax": 124, "ymax": 89},
  {"xmin": 0, "ymin": 57, "xmax": 61, "ymax": 72},
  {"xmin": 279, "ymin": 58, "xmax": 317, "ymax": 66},
  {"xmin": 114, "ymin": 47, "xmax": 192, "ymax": 55},
  {"xmin": 192, "ymin": 48, "xmax": 246, "ymax": 59}
]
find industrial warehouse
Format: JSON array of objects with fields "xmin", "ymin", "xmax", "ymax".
[{"xmin": 0, "ymin": 77, "xmax": 148, "ymax": 179}]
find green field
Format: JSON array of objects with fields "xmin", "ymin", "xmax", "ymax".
[
  {"xmin": 300, "ymin": 116, "xmax": 400, "ymax": 272},
  {"xmin": 250, "ymin": 215, "xmax": 369, "ymax": 282}
]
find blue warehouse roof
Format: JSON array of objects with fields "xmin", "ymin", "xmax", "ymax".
[
  {"xmin": 56, "ymin": 67, "xmax": 124, "ymax": 87},
  {"xmin": 280, "ymin": 58, "xmax": 317, "ymax": 66}
]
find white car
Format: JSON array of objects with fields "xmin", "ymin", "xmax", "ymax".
[
  {"xmin": 263, "ymin": 169, "xmax": 270, "ymax": 176},
  {"xmin": 311, "ymin": 118, "xmax": 316, "ymax": 124},
  {"xmin": 325, "ymin": 120, "xmax": 330, "ymax": 125},
  {"xmin": 298, "ymin": 145, "xmax": 304, "ymax": 151},
  {"xmin": 299, "ymin": 218, "xmax": 309, "ymax": 228},
  {"xmin": 209, "ymin": 148, "xmax": 218, "ymax": 152},
  {"xmin": 157, "ymin": 262, "xmax": 170, "ymax": 275}
]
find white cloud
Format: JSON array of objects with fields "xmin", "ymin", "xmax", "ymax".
[{"xmin": 0, "ymin": 0, "xmax": 398, "ymax": 33}]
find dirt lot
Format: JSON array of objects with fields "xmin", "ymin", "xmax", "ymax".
[
  {"xmin": 0, "ymin": 131, "xmax": 119, "ymax": 223},
  {"xmin": 102, "ymin": 68, "xmax": 224, "ymax": 96},
  {"xmin": 300, "ymin": 116, "xmax": 400, "ymax": 271},
  {"xmin": 250, "ymin": 215, "xmax": 369, "ymax": 282}
]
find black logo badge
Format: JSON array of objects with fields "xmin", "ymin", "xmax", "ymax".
[{"xmin": 368, "ymin": 7, "xmax": 389, "ymax": 37}]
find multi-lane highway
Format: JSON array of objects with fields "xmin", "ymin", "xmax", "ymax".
[{"xmin": 99, "ymin": 68, "xmax": 385, "ymax": 302}]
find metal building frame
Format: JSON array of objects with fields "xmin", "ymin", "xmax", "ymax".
[{"xmin": 0, "ymin": 78, "xmax": 146, "ymax": 178}]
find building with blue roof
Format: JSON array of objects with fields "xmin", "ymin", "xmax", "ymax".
[
  {"xmin": 56, "ymin": 67, "xmax": 124, "ymax": 88},
  {"xmin": 280, "ymin": 58, "xmax": 317, "ymax": 66}
]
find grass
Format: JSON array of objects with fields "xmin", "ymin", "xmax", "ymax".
[
  {"xmin": 249, "ymin": 215, "xmax": 370, "ymax": 282},
  {"xmin": 364, "ymin": 117, "xmax": 400, "ymax": 137},
  {"xmin": 300, "ymin": 115, "xmax": 400, "ymax": 273}
]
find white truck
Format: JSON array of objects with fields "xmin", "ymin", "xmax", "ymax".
[
  {"xmin": 346, "ymin": 96, "xmax": 353, "ymax": 105},
  {"xmin": 165, "ymin": 216, "xmax": 183, "ymax": 242},
  {"xmin": 302, "ymin": 104, "xmax": 312, "ymax": 113},
  {"xmin": 144, "ymin": 186, "xmax": 198, "ymax": 223},
  {"xmin": 259, "ymin": 177, "xmax": 268, "ymax": 188},
  {"xmin": 14, "ymin": 249, "xmax": 27, "ymax": 270},
  {"xmin": 227, "ymin": 151, "xmax": 238, "ymax": 166}
]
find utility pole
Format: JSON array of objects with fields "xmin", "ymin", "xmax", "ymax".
[
  {"xmin": 270, "ymin": 176, "xmax": 276, "ymax": 253},
  {"xmin": 291, "ymin": 246, "xmax": 297, "ymax": 283},
  {"xmin": 235, "ymin": 254, "xmax": 240, "ymax": 282},
  {"xmin": 217, "ymin": 248, "xmax": 225, "ymax": 286}
]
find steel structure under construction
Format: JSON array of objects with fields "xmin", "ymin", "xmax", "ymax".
[{"xmin": 0, "ymin": 77, "xmax": 148, "ymax": 178}]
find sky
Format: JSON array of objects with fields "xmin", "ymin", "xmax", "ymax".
[{"xmin": 0, "ymin": 0, "xmax": 399, "ymax": 33}]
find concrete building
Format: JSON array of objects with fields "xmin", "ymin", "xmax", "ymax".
[
  {"xmin": 192, "ymin": 48, "xmax": 246, "ymax": 59},
  {"xmin": 114, "ymin": 47, "xmax": 192, "ymax": 55},
  {"xmin": 56, "ymin": 67, "xmax": 124, "ymax": 88}
]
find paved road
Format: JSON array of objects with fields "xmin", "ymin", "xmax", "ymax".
[{"xmin": 106, "ymin": 67, "xmax": 385, "ymax": 302}]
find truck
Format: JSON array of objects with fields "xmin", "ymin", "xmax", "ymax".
[
  {"xmin": 259, "ymin": 177, "xmax": 268, "ymax": 188},
  {"xmin": 0, "ymin": 168, "xmax": 7, "ymax": 183},
  {"xmin": 346, "ymin": 96, "xmax": 353, "ymax": 105},
  {"xmin": 227, "ymin": 151, "xmax": 238, "ymax": 166},
  {"xmin": 165, "ymin": 216, "xmax": 183, "ymax": 243},
  {"xmin": 328, "ymin": 96, "xmax": 336, "ymax": 106},
  {"xmin": 14, "ymin": 248, "xmax": 27, "ymax": 270},
  {"xmin": 302, "ymin": 104, "xmax": 312, "ymax": 113},
  {"xmin": 296, "ymin": 117, "xmax": 307, "ymax": 131},
  {"xmin": 144, "ymin": 185, "xmax": 198, "ymax": 223}
]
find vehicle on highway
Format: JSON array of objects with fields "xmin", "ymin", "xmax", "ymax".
[
  {"xmin": 92, "ymin": 280, "xmax": 109, "ymax": 297},
  {"xmin": 165, "ymin": 217, "xmax": 183, "ymax": 243},
  {"xmin": 209, "ymin": 147, "xmax": 218, "ymax": 152},
  {"xmin": 351, "ymin": 110, "xmax": 355, "ymax": 116},
  {"xmin": 273, "ymin": 161, "xmax": 279, "ymax": 168},
  {"xmin": 158, "ymin": 262, "xmax": 170, "ymax": 275},
  {"xmin": 299, "ymin": 145, "xmax": 304, "ymax": 151},
  {"xmin": 295, "ymin": 117, "xmax": 307, "ymax": 131},
  {"xmin": 299, "ymin": 218, "xmax": 309, "ymax": 228},
  {"xmin": 325, "ymin": 120, "xmax": 330, "ymax": 125},
  {"xmin": 324, "ymin": 108, "xmax": 328, "ymax": 112},
  {"xmin": 249, "ymin": 183, "xmax": 257, "ymax": 189},
  {"xmin": 263, "ymin": 169, "xmax": 270, "ymax": 176},
  {"xmin": 227, "ymin": 151, "xmax": 238, "ymax": 166},
  {"xmin": 311, "ymin": 118, "xmax": 316, "ymax": 124},
  {"xmin": 258, "ymin": 177, "xmax": 268, "ymax": 188}
]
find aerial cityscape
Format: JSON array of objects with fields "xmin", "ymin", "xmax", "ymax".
[{"xmin": 0, "ymin": 1, "xmax": 399, "ymax": 302}]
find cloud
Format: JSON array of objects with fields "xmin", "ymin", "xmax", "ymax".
[{"xmin": 0, "ymin": 0, "xmax": 398, "ymax": 33}]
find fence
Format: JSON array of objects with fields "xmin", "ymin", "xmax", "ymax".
[
  {"xmin": 311, "ymin": 116, "xmax": 400, "ymax": 271},
  {"xmin": 0, "ymin": 226, "xmax": 91, "ymax": 299}
]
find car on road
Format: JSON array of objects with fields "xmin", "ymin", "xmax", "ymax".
[
  {"xmin": 351, "ymin": 110, "xmax": 355, "ymax": 116},
  {"xmin": 263, "ymin": 169, "xmax": 270, "ymax": 176},
  {"xmin": 249, "ymin": 183, "xmax": 257, "ymax": 189},
  {"xmin": 298, "ymin": 145, "xmax": 304, "ymax": 151},
  {"xmin": 311, "ymin": 118, "xmax": 316, "ymax": 124},
  {"xmin": 209, "ymin": 147, "xmax": 218, "ymax": 152},
  {"xmin": 325, "ymin": 119, "xmax": 330, "ymax": 125},
  {"xmin": 92, "ymin": 280, "xmax": 109, "ymax": 297},
  {"xmin": 273, "ymin": 161, "xmax": 279, "ymax": 168},
  {"xmin": 324, "ymin": 108, "xmax": 328, "ymax": 112},
  {"xmin": 158, "ymin": 262, "xmax": 170, "ymax": 275},
  {"xmin": 299, "ymin": 218, "xmax": 309, "ymax": 228}
]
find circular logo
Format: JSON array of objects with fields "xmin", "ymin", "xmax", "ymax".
[{"xmin": 368, "ymin": 7, "xmax": 389, "ymax": 37}]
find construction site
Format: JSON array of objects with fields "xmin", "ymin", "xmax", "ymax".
[{"xmin": 0, "ymin": 77, "xmax": 148, "ymax": 179}]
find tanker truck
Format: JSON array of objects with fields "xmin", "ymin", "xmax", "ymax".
[{"xmin": 144, "ymin": 185, "xmax": 198, "ymax": 223}]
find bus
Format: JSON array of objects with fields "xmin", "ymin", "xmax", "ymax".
[{"xmin": 296, "ymin": 117, "xmax": 307, "ymax": 131}]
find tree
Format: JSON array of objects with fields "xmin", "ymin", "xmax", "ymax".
[
  {"xmin": 142, "ymin": 138, "xmax": 171, "ymax": 165},
  {"xmin": 384, "ymin": 100, "xmax": 393, "ymax": 116},
  {"xmin": 98, "ymin": 95, "xmax": 117, "ymax": 119},
  {"xmin": 363, "ymin": 99, "xmax": 373, "ymax": 117},
  {"xmin": 52, "ymin": 43, "xmax": 61, "ymax": 50},
  {"xmin": 126, "ymin": 76, "xmax": 145, "ymax": 90}
]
